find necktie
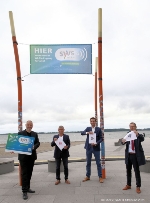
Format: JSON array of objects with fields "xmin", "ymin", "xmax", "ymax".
[{"xmin": 131, "ymin": 140, "xmax": 134, "ymax": 150}]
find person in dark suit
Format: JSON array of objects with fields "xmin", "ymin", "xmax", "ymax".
[
  {"xmin": 81, "ymin": 117, "xmax": 103, "ymax": 183},
  {"xmin": 122, "ymin": 122, "xmax": 145, "ymax": 194},
  {"xmin": 51, "ymin": 126, "xmax": 70, "ymax": 185},
  {"xmin": 18, "ymin": 120, "xmax": 40, "ymax": 200}
]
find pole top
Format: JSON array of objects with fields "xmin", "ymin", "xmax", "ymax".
[
  {"xmin": 9, "ymin": 11, "xmax": 16, "ymax": 37},
  {"xmin": 98, "ymin": 8, "xmax": 102, "ymax": 38}
]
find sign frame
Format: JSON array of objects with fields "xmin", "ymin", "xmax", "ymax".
[
  {"xmin": 5, "ymin": 134, "xmax": 35, "ymax": 155},
  {"xmin": 30, "ymin": 44, "xmax": 92, "ymax": 74}
]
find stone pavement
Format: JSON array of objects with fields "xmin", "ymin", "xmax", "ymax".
[
  {"xmin": 0, "ymin": 161, "xmax": 150, "ymax": 203},
  {"xmin": 0, "ymin": 138, "xmax": 150, "ymax": 203}
]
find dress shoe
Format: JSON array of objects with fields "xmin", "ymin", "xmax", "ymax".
[
  {"xmin": 23, "ymin": 192, "xmax": 28, "ymax": 200},
  {"xmin": 136, "ymin": 187, "xmax": 141, "ymax": 194},
  {"xmin": 65, "ymin": 179, "xmax": 70, "ymax": 184},
  {"xmin": 99, "ymin": 177, "xmax": 104, "ymax": 183},
  {"xmin": 55, "ymin": 180, "xmax": 61, "ymax": 185},
  {"xmin": 82, "ymin": 177, "xmax": 90, "ymax": 182},
  {"xmin": 122, "ymin": 185, "xmax": 131, "ymax": 190},
  {"xmin": 27, "ymin": 188, "xmax": 35, "ymax": 193}
]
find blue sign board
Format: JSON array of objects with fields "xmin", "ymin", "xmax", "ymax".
[
  {"xmin": 30, "ymin": 44, "xmax": 92, "ymax": 74},
  {"xmin": 5, "ymin": 134, "xmax": 35, "ymax": 155}
]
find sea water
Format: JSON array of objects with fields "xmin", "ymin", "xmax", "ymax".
[{"xmin": 0, "ymin": 131, "xmax": 149, "ymax": 144}]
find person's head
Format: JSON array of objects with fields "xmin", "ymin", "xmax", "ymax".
[
  {"xmin": 90, "ymin": 117, "xmax": 96, "ymax": 127},
  {"xmin": 25, "ymin": 120, "xmax": 33, "ymax": 133},
  {"xmin": 129, "ymin": 122, "xmax": 137, "ymax": 131},
  {"xmin": 58, "ymin": 125, "xmax": 65, "ymax": 136}
]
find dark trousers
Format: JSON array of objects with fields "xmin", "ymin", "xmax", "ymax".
[
  {"xmin": 19, "ymin": 159, "xmax": 35, "ymax": 193},
  {"xmin": 86, "ymin": 148, "xmax": 102, "ymax": 178},
  {"xmin": 55, "ymin": 157, "xmax": 68, "ymax": 180},
  {"xmin": 126, "ymin": 154, "xmax": 141, "ymax": 187}
]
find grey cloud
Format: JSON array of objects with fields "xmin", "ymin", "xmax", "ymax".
[
  {"xmin": 118, "ymin": 97, "xmax": 149, "ymax": 111},
  {"xmin": 1, "ymin": 0, "xmax": 150, "ymax": 133}
]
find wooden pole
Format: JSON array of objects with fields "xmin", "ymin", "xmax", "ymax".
[
  {"xmin": 9, "ymin": 11, "xmax": 22, "ymax": 186},
  {"xmin": 98, "ymin": 8, "xmax": 106, "ymax": 179},
  {"xmin": 95, "ymin": 57, "xmax": 98, "ymax": 127}
]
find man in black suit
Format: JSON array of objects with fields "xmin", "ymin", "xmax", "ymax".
[
  {"xmin": 51, "ymin": 126, "xmax": 70, "ymax": 185},
  {"xmin": 18, "ymin": 120, "xmax": 40, "ymax": 200},
  {"xmin": 122, "ymin": 122, "xmax": 145, "ymax": 194}
]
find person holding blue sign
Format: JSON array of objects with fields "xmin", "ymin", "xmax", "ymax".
[
  {"xmin": 18, "ymin": 120, "xmax": 40, "ymax": 200},
  {"xmin": 81, "ymin": 117, "xmax": 103, "ymax": 183}
]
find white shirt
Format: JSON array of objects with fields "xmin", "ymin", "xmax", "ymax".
[
  {"xmin": 92, "ymin": 127, "xmax": 95, "ymax": 133},
  {"xmin": 86, "ymin": 127, "xmax": 95, "ymax": 134},
  {"xmin": 128, "ymin": 140, "xmax": 136, "ymax": 153},
  {"xmin": 59, "ymin": 136, "xmax": 63, "ymax": 141}
]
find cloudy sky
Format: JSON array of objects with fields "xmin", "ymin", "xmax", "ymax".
[{"xmin": 0, "ymin": 0, "xmax": 150, "ymax": 133}]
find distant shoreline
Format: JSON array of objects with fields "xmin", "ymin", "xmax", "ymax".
[
  {"xmin": 0, "ymin": 129, "xmax": 150, "ymax": 135},
  {"xmin": 0, "ymin": 141, "xmax": 84, "ymax": 158}
]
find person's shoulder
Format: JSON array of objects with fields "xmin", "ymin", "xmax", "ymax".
[
  {"xmin": 137, "ymin": 133, "xmax": 144, "ymax": 138},
  {"xmin": 95, "ymin": 127, "xmax": 102, "ymax": 134},
  {"xmin": 64, "ymin": 134, "xmax": 69, "ymax": 137},
  {"xmin": 53, "ymin": 134, "xmax": 59, "ymax": 137},
  {"xmin": 30, "ymin": 131, "xmax": 39, "ymax": 140},
  {"xmin": 18, "ymin": 130, "xmax": 25, "ymax": 135},
  {"xmin": 31, "ymin": 131, "xmax": 38, "ymax": 135}
]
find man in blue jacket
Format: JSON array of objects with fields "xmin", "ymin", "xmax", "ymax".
[
  {"xmin": 81, "ymin": 117, "xmax": 103, "ymax": 183},
  {"xmin": 122, "ymin": 122, "xmax": 145, "ymax": 194},
  {"xmin": 51, "ymin": 126, "xmax": 70, "ymax": 185}
]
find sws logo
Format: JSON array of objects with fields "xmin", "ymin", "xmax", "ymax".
[
  {"xmin": 60, "ymin": 51, "xmax": 74, "ymax": 59},
  {"xmin": 55, "ymin": 48, "xmax": 87, "ymax": 61},
  {"xmin": 19, "ymin": 137, "xmax": 32, "ymax": 144}
]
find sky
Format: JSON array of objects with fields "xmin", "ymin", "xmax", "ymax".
[{"xmin": 0, "ymin": 0, "xmax": 150, "ymax": 133}]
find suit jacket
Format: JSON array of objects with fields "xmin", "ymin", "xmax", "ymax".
[
  {"xmin": 81, "ymin": 126, "xmax": 103, "ymax": 151},
  {"xmin": 51, "ymin": 134, "xmax": 70, "ymax": 159},
  {"xmin": 122, "ymin": 133, "xmax": 146, "ymax": 166},
  {"xmin": 18, "ymin": 130, "xmax": 40, "ymax": 161}
]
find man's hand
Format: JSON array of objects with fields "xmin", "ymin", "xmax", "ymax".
[
  {"xmin": 134, "ymin": 130, "xmax": 139, "ymax": 136},
  {"xmin": 122, "ymin": 139, "xmax": 126, "ymax": 143},
  {"xmin": 54, "ymin": 138, "xmax": 58, "ymax": 141},
  {"xmin": 91, "ymin": 143, "xmax": 97, "ymax": 146},
  {"xmin": 64, "ymin": 146, "xmax": 68, "ymax": 149},
  {"xmin": 88, "ymin": 131, "xmax": 93, "ymax": 134}
]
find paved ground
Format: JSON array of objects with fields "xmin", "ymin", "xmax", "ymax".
[
  {"xmin": 0, "ymin": 161, "xmax": 150, "ymax": 203},
  {"xmin": 0, "ymin": 138, "xmax": 150, "ymax": 203}
]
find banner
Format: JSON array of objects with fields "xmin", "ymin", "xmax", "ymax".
[
  {"xmin": 5, "ymin": 134, "xmax": 35, "ymax": 155},
  {"xmin": 30, "ymin": 44, "xmax": 92, "ymax": 74}
]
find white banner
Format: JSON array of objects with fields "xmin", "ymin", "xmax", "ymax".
[
  {"xmin": 55, "ymin": 137, "xmax": 66, "ymax": 150},
  {"xmin": 124, "ymin": 131, "xmax": 137, "ymax": 141},
  {"xmin": 89, "ymin": 133, "xmax": 96, "ymax": 144}
]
